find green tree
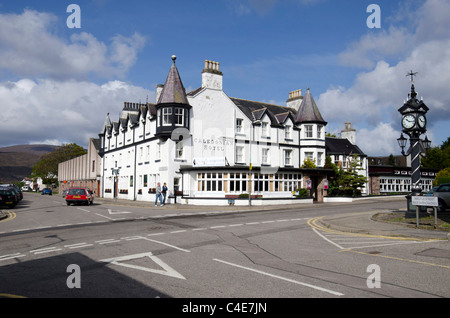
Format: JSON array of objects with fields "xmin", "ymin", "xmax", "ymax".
[
  {"xmin": 334, "ymin": 155, "xmax": 368, "ymax": 197},
  {"xmin": 434, "ymin": 167, "xmax": 450, "ymax": 186},
  {"xmin": 422, "ymin": 137, "xmax": 450, "ymax": 170},
  {"xmin": 323, "ymin": 155, "xmax": 339, "ymax": 196},
  {"xmin": 301, "ymin": 157, "xmax": 316, "ymax": 169},
  {"xmin": 32, "ymin": 143, "xmax": 87, "ymax": 184}
]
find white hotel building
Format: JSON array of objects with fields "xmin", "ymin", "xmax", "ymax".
[{"xmin": 98, "ymin": 56, "xmax": 368, "ymax": 205}]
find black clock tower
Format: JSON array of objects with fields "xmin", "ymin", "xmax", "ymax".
[{"xmin": 397, "ymin": 71, "xmax": 431, "ymax": 194}]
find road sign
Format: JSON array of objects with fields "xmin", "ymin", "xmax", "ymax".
[{"xmin": 411, "ymin": 196, "xmax": 438, "ymax": 207}]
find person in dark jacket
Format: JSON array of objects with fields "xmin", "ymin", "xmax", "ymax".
[{"xmin": 162, "ymin": 182, "xmax": 168, "ymax": 205}]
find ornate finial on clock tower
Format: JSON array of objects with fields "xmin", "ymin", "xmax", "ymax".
[{"xmin": 406, "ymin": 70, "xmax": 418, "ymax": 84}]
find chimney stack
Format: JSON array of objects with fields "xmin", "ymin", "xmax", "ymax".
[
  {"xmin": 286, "ymin": 89, "xmax": 303, "ymax": 111},
  {"xmin": 202, "ymin": 59, "xmax": 223, "ymax": 90},
  {"xmin": 341, "ymin": 122, "xmax": 357, "ymax": 145},
  {"xmin": 156, "ymin": 84, "xmax": 164, "ymax": 103}
]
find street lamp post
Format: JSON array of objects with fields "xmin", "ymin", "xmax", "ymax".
[{"xmin": 397, "ymin": 71, "xmax": 431, "ymax": 211}]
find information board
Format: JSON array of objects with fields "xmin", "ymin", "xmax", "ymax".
[{"xmin": 411, "ymin": 196, "xmax": 438, "ymax": 207}]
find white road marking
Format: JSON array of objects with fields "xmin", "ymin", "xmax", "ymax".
[
  {"xmin": 0, "ymin": 253, "xmax": 26, "ymax": 261},
  {"xmin": 64, "ymin": 243, "xmax": 93, "ymax": 249},
  {"xmin": 100, "ymin": 252, "xmax": 185, "ymax": 280},
  {"xmin": 107, "ymin": 209, "xmax": 132, "ymax": 215},
  {"xmin": 213, "ymin": 258, "xmax": 344, "ymax": 296},
  {"xmin": 312, "ymin": 228, "xmax": 344, "ymax": 250},
  {"xmin": 140, "ymin": 236, "xmax": 190, "ymax": 253},
  {"xmin": 31, "ymin": 247, "xmax": 62, "ymax": 255},
  {"xmin": 1, "ymin": 215, "xmax": 309, "ymax": 261},
  {"xmin": 77, "ymin": 208, "xmax": 90, "ymax": 213}
]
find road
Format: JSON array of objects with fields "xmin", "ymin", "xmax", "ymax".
[{"xmin": 1, "ymin": 192, "xmax": 449, "ymax": 302}]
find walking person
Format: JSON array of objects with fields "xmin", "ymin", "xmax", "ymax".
[
  {"xmin": 155, "ymin": 182, "xmax": 163, "ymax": 206},
  {"xmin": 162, "ymin": 182, "xmax": 168, "ymax": 205}
]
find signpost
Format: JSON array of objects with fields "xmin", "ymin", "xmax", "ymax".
[{"xmin": 411, "ymin": 196, "xmax": 438, "ymax": 229}]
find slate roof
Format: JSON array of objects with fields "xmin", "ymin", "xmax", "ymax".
[
  {"xmin": 157, "ymin": 57, "xmax": 190, "ymax": 105},
  {"xmin": 100, "ymin": 102, "xmax": 156, "ymax": 136},
  {"xmin": 230, "ymin": 98, "xmax": 296, "ymax": 127},
  {"xmin": 100, "ymin": 113, "xmax": 112, "ymax": 135},
  {"xmin": 325, "ymin": 137, "xmax": 366, "ymax": 157},
  {"xmin": 294, "ymin": 88, "xmax": 327, "ymax": 124},
  {"xmin": 226, "ymin": 88, "xmax": 326, "ymax": 127}
]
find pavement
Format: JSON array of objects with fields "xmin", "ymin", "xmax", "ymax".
[{"xmin": 1, "ymin": 196, "xmax": 449, "ymax": 241}]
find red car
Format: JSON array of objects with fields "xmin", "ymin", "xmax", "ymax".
[{"xmin": 65, "ymin": 188, "xmax": 94, "ymax": 206}]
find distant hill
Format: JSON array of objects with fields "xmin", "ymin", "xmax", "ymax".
[{"xmin": 0, "ymin": 144, "xmax": 59, "ymax": 183}]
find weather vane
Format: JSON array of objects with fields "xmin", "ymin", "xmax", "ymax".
[{"xmin": 406, "ymin": 70, "xmax": 418, "ymax": 83}]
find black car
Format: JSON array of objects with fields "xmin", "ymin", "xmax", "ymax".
[
  {"xmin": 433, "ymin": 183, "xmax": 450, "ymax": 212},
  {"xmin": 0, "ymin": 188, "xmax": 19, "ymax": 208},
  {"xmin": 8, "ymin": 187, "xmax": 22, "ymax": 201}
]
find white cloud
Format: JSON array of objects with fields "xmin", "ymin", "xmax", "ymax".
[
  {"xmin": 0, "ymin": 79, "xmax": 155, "ymax": 147},
  {"xmin": 338, "ymin": 26, "xmax": 410, "ymax": 69},
  {"xmin": 357, "ymin": 123, "xmax": 400, "ymax": 156},
  {"xmin": 318, "ymin": 0, "xmax": 450, "ymax": 156},
  {"xmin": 0, "ymin": 9, "xmax": 146, "ymax": 79}
]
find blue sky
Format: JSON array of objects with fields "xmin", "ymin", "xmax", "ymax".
[{"xmin": 0, "ymin": 0, "xmax": 449, "ymax": 156}]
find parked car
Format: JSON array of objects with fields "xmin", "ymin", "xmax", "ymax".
[
  {"xmin": 0, "ymin": 188, "xmax": 19, "ymax": 208},
  {"xmin": 21, "ymin": 185, "xmax": 32, "ymax": 192},
  {"xmin": 65, "ymin": 188, "xmax": 94, "ymax": 206},
  {"xmin": 41, "ymin": 188, "xmax": 52, "ymax": 195},
  {"xmin": 433, "ymin": 183, "xmax": 450, "ymax": 212},
  {"xmin": 424, "ymin": 186, "xmax": 439, "ymax": 196},
  {"xmin": 7, "ymin": 187, "xmax": 22, "ymax": 201}
]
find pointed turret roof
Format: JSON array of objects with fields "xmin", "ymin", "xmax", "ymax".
[
  {"xmin": 100, "ymin": 113, "xmax": 112, "ymax": 135},
  {"xmin": 157, "ymin": 55, "xmax": 189, "ymax": 105},
  {"xmin": 294, "ymin": 88, "xmax": 327, "ymax": 125}
]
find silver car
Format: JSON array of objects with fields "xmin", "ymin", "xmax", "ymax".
[{"xmin": 433, "ymin": 183, "xmax": 450, "ymax": 212}]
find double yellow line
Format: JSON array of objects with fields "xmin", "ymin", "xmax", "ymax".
[
  {"xmin": 0, "ymin": 211, "xmax": 16, "ymax": 223},
  {"xmin": 308, "ymin": 216, "xmax": 450, "ymax": 270}
]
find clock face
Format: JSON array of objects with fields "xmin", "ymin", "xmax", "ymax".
[
  {"xmin": 418, "ymin": 114, "xmax": 426, "ymax": 128},
  {"xmin": 402, "ymin": 114, "xmax": 415, "ymax": 129}
]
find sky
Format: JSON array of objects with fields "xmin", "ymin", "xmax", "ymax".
[{"xmin": 0, "ymin": 0, "xmax": 449, "ymax": 156}]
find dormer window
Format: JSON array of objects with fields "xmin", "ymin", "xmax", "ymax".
[
  {"xmin": 261, "ymin": 122, "xmax": 268, "ymax": 137},
  {"xmin": 285, "ymin": 125, "xmax": 292, "ymax": 140}
]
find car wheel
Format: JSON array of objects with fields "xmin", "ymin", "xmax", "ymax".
[{"xmin": 66, "ymin": 201, "xmax": 70, "ymax": 206}]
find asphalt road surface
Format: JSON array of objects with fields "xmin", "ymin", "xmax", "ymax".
[{"xmin": 1, "ymin": 193, "xmax": 449, "ymax": 303}]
